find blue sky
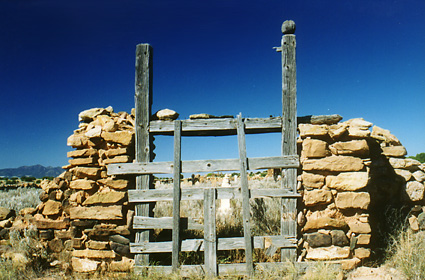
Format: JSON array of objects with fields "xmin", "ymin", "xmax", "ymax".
[{"xmin": 0, "ymin": 0, "xmax": 424, "ymax": 169}]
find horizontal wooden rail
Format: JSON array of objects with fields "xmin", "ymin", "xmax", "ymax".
[
  {"xmin": 128, "ymin": 187, "xmax": 301, "ymax": 203},
  {"xmin": 134, "ymin": 262, "xmax": 338, "ymax": 277},
  {"xmin": 130, "ymin": 235, "xmax": 296, "ymax": 253},
  {"xmin": 108, "ymin": 155, "xmax": 299, "ymax": 175},
  {"xmin": 133, "ymin": 216, "xmax": 203, "ymax": 230}
]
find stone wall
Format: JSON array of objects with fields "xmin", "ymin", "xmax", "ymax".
[
  {"xmin": 27, "ymin": 108, "xmax": 424, "ymax": 272},
  {"xmin": 297, "ymin": 117, "xmax": 424, "ymax": 268}
]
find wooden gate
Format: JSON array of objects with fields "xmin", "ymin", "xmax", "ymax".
[{"xmin": 108, "ymin": 20, "xmax": 300, "ymax": 277}]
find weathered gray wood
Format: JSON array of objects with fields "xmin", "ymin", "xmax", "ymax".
[
  {"xmin": 129, "ymin": 187, "xmax": 301, "ymax": 203},
  {"xmin": 236, "ymin": 114, "xmax": 254, "ymax": 276},
  {"xmin": 149, "ymin": 117, "xmax": 282, "ymax": 136},
  {"xmin": 108, "ymin": 155, "xmax": 299, "ymax": 175},
  {"xmin": 134, "ymin": 262, "xmax": 339, "ymax": 277},
  {"xmin": 281, "ymin": 26, "xmax": 298, "ymax": 262},
  {"xmin": 297, "ymin": 114, "xmax": 342, "ymax": 125},
  {"xmin": 172, "ymin": 121, "xmax": 182, "ymax": 272},
  {"xmin": 134, "ymin": 43, "xmax": 154, "ymax": 266},
  {"xmin": 130, "ymin": 235, "xmax": 296, "ymax": 253},
  {"xmin": 204, "ymin": 188, "xmax": 217, "ymax": 277},
  {"xmin": 133, "ymin": 216, "xmax": 203, "ymax": 230}
]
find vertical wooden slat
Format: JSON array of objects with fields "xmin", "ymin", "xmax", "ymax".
[
  {"xmin": 134, "ymin": 43, "xmax": 154, "ymax": 266},
  {"xmin": 172, "ymin": 120, "xmax": 182, "ymax": 272},
  {"xmin": 236, "ymin": 114, "xmax": 254, "ymax": 276},
  {"xmin": 280, "ymin": 20, "xmax": 298, "ymax": 262},
  {"xmin": 204, "ymin": 188, "xmax": 217, "ymax": 277}
]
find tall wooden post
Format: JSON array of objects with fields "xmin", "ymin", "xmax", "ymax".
[
  {"xmin": 134, "ymin": 44, "xmax": 154, "ymax": 266},
  {"xmin": 280, "ymin": 20, "xmax": 298, "ymax": 262},
  {"xmin": 172, "ymin": 120, "xmax": 182, "ymax": 271}
]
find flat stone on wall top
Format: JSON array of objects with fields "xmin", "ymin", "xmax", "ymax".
[{"xmin": 302, "ymin": 156, "xmax": 364, "ymax": 172}]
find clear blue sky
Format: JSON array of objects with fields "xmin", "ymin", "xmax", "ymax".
[{"xmin": 0, "ymin": 0, "xmax": 424, "ymax": 169}]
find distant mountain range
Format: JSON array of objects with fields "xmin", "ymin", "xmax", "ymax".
[{"xmin": 0, "ymin": 165, "xmax": 63, "ymax": 178}]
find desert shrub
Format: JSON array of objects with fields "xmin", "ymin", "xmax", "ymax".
[{"xmin": 0, "ymin": 187, "xmax": 41, "ymax": 212}]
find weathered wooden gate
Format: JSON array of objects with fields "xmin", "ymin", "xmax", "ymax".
[{"xmin": 108, "ymin": 20, "xmax": 300, "ymax": 277}]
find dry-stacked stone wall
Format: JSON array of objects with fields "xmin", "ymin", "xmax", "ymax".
[{"xmin": 297, "ymin": 117, "xmax": 425, "ymax": 269}]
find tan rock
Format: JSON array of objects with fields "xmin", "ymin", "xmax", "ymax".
[
  {"xmin": 82, "ymin": 191, "xmax": 126, "ymax": 206},
  {"xmin": 390, "ymin": 158, "xmax": 421, "ymax": 170},
  {"xmin": 67, "ymin": 149, "xmax": 98, "ymax": 158},
  {"xmin": 72, "ymin": 257, "xmax": 100, "ymax": 272},
  {"xmin": 302, "ymin": 139, "xmax": 330, "ymax": 158},
  {"xmin": 154, "ymin": 109, "xmax": 179, "ymax": 120},
  {"xmin": 345, "ymin": 218, "xmax": 371, "ymax": 234},
  {"xmin": 303, "ymin": 217, "xmax": 348, "ymax": 231},
  {"xmin": 371, "ymin": 125, "xmax": 401, "ymax": 145},
  {"xmin": 0, "ymin": 219, "xmax": 11, "ymax": 228},
  {"xmin": 33, "ymin": 219, "xmax": 70, "ymax": 230},
  {"xmin": 109, "ymin": 256, "xmax": 134, "ymax": 272},
  {"xmin": 406, "ymin": 181, "xmax": 425, "ymax": 202},
  {"xmin": 303, "ymin": 189, "xmax": 333, "ymax": 206},
  {"xmin": 354, "ymin": 248, "xmax": 371, "ymax": 259},
  {"xmin": 70, "ymin": 206, "xmax": 123, "ymax": 220},
  {"xmin": 301, "ymin": 172, "xmax": 325, "ymax": 188},
  {"xmin": 97, "ymin": 179, "xmax": 130, "ymax": 190},
  {"xmin": 335, "ymin": 192, "xmax": 370, "ymax": 210},
  {"xmin": 412, "ymin": 170, "xmax": 425, "ymax": 182},
  {"xmin": 348, "ymin": 127, "xmax": 370, "ymax": 137},
  {"xmin": 42, "ymin": 200, "xmax": 62, "ymax": 216},
  {"xmin": 303, "ymin": 156, "xmax": 364, "ymax": 172},
  {"xmin": 69, "ymin": 191, "xmax": 87, "ymax": 205},
  {"xmin": 326, "ymin": 172, "xmax": 369, "ymax": 191},
  {"xmin": 103, "ymin": 155, "xmax": 132, "ymax": 164},
  {"xmin": 104, "ymin": 148, "xmax": 129, "ymax": 157},
  {"xmin": 382, "ymin": 146, "xmax": 407, "ymax": 157},
  {"xmin": 69, "ymin": 179, "xmax": 97, "ymax": 190},
  {"xmin": 85, "ymin": 125, "xmax": 102, "ymax": 138},
  {"xmin": 87, "ymin": 240, "xmax": 109, "ymax": 250},
  {"xmin": 394, "ymin": 169, "xmax": 412, "ymax": 181},
  {"xmin": 306, "ymin": 246, "xmax": 350, "ymax": 260},
  {"xmin": 344, "ymin": 118, "xmax": 373, "ymax": 128},
  {"xmin": 40, "ymin": 179, "xmax": 60, "ymax": 193},
  {"xmin": 356, "ymin": 234, "xmax": 371, "ymax": 245},
  {"xmin": 71, "ymin": 167, "xmax": 102, "ymax": 179},
  {"xmin": 298, "ymin": 124, "xmax": 328, "ymax": 137},
  {"xmin": 328, "ymin": 124, "xmax": 348, "ymax": 139},
  {"xmin": 79, "ymin": 108, "xmax": 108, "ymax": 122},
  {"xmin": 69, "ymin": 157, "xmax": 97, "ymax": 166},
  {"xmin": 19, "ymin": 207, "xmax": 36, "ymax": 216},
  {"xmin": 67, "ymin": 134, "xmax": 89, "ymax": 148},
  {"xmin": 101, "ymin": 131, "xmax": 134, "ymax": 146},
  {"xmin": 409, "ymin": 216, "xmax": 419, "ymax": 231},
  {"xmin": 340, "ymin": 257, "xmax": 361, "ymax": 270},
  {"xmin": 329, "ymin": 140, "xmax": 369, "ymax": 157},
  {"xmin": 72, "ymin": 249, "xmax": 116, "ymax": 259}
]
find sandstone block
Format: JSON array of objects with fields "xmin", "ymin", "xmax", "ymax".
[
  {"xmin": 306, "ymin": 246, "xmax": 350, "ymax": 260},
  {"xmin": 340, "ymin": 257, "xmax": 361, "ymax": 270},
  {"xmin": 33, "ymin": 219, "xmax": 70, "ymax": 230},
  {"xmin": 354, "ymin": 248, "xmax": 371, "ymax": 259},
  {"xmin": 301, "ymin": 172, "xmax": 325, "ymax": 189},
  {"xmin": 394, "ymin": 169, "xmax": 412, "ymax": 181},
  {"xmin": 87, "ymin": 240, "xmax": 109, "ymax": 250},
  {"xmin": 109, "ymin": 257, "xmax": 134, "ymax": 272},
  {"xmin": 72, "ymin": 257, "xmax": 100, "ymax": 273},
  {"xmin": 302, "ymin": 139, "xmax": 330, "ymax": 158},
  {"xmin": 303, "ymin": 156, "xmax": 364, "ymax": 172},
  {"xmin": 382, "ymin": 146, "xmax": 407, "ymax": 157},
  {"xmin": 0, "ymin": 207, "xmax": 13, "ymax": 221},
  {"xmin": 69, "ymin": 157, "xmax": 97, "ymax": 166},
  {"xmin": 104, "ymin": 148, "xmax": 129, "ymax": 157},
  {"xmin": 70, "ymin": 206, "xmax": 123, "ymax": 220},
  {"xmin": 335, "ymin": 192, "xmax": 370, "ymax": 210},
  {"xmin": 103, "ymin": 155, "xmax": 132, "ymax": 164},
  {"xmin": 346, "ymin": 219, "xmax": 371, "ymax": 234},
  {"xmin": 389, "ymin": 158, "xmax": 421, "ymax": 170},
  {"xmin": 40, "ymin": 180, "xmax": 60, "ymax": 193},
  {"xmin": 19, "ymin": 207, "xmax": 36, "ymax": 216},
  {"xmin": 72, "ymin": 249, "xmax": 116, "ymax": 259},
  {"xmin": 371, "ymin": 126, "xmax": 401, "ymax": 145},
  {"xmin": 406, "ymin": 181, "xmax": 425, "ymax": 202},
  {"xmin": 154, "ymin": 109, "xmax": 179, "ymax": 120},
  {"xmin": 356, "ymin": 234, "xmax": 371, "ymax": 245},
  {"xmin": 331, "ymin": 230, "xmax": 349, "ymax": 246},
  {"xmin": 69, "ymin": 179, "xmax": 97, "ymax": 190},
  {"xmin": 48, "ymin": 238, "xmax": 64, "ymax": 253},
  {"xmin": 82, "ymin": 191, "xmax": 126, "ymax": 206},
  {"xmin": 109, "ymin": 234, "xmax": 130, "ymax": 245},
  {"xmin": 412, "ymin": 170, "xmax": 425, "ymax": 182},
  {"xmin": 67, "ymin": 134, "xmax": 89, "ymax": 148},
  {"xmin": 101, "ymin": 131, "xmax": 134, "ymax": 146},
  {"xmin": 344, "ymin": 118, "xmax": 373, "ymax": 128},
  {"xmin": 329, "ymin": 140, "xmax": 369, "ymax": 157},
  {"xmin": 42, "ymin": 200, "xmax": 62, "ymax": 216},
  {"xmin": 79, "ymin": 108, "xmax": 108, "ymax": 122},
  {"xmin": 85, "ymin": 125, "xmax": 102, "ymax": 138},
  {"xmin": 303, "ymin": 217, "xmax": 348, "ymax": 231},
  {"xmin": 348, "ymin": 127, "xmax": 370, "ymax": 138},
  {"xmin": 303, "ymin": 232, "xmax": 332, "ymax": 247},
  {"xmin": 71, "ymin": 167, "xmax": 102, "ymax": 180},
  {"xmin": 299, "ymin": 124, "xmax": 328, "ymax": 137},
  {"xmin": 303, "ymin": 189, "xmax": 333, "ymax": 206},
  {"xmin": 110, "ymin": 242, "xmax": 130, "ymax": 256},
  {"xmin": 67, "ymin": 148, "xmax": 98, "ymax": 158},
  {"xmin": 97, "ymin": 179, "xmax": 130, "ymax": 190},
  {"xmin": 328, "ymin": 124, "xmax": 347, "ymax": 139},
  {"xmin": 326, "ymin": 172, "xmax": 369, "ymax": 191}
]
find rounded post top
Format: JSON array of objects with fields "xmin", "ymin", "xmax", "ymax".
[{"xmin": 282, "ymin": 20, "xmax": 296, "ymax": 34}]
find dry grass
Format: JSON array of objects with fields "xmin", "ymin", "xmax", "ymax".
[{"xmin": 0, "ymin": 187, "xmax": 41, "ymax": 212}]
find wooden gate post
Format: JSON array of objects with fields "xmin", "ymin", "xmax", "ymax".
[
  {"xmin": 280, "ymin": 20, "xmax": 298, "ymax": 262},
  {"xmin": 134, "ymin": 43, "xmax": 154, "ymax": 266}
]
